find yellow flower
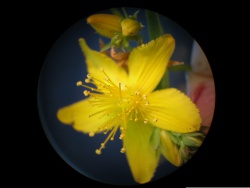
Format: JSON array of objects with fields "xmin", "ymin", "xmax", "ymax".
[
  {"xmin": 57, "ymin": 34, "xmax": 201, "ymax": 184},
  {"xmin": 87, "ymin": 14, "xmax": 122, "ymax": 38}
]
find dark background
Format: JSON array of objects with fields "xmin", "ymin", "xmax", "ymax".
[{"xmin": 10, "ymin": 0, "xmax": 247, "ymax": 187}]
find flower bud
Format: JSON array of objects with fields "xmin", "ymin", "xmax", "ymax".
[
  {"xmin": 87, "ymin": 14, "xmax": 122, "ymax": 38},
  {"xmin": 120, "ymin": 17, "xmax": 142, "ymax": 37},
  {"xmin": 179, "ymin": 145, "xmax": 190, "ymax": 162},
  {"xmin": 182, "ymin": 136, "xmax": 202, "ymax": 147}
]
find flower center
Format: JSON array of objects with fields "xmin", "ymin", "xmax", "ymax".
[{"xmin": 76, "ymin": 68, "xmax": 157, "ymax": 154}]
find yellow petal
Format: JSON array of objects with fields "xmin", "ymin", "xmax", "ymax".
[
  {"xmin": 147, "ymin": 88, "xmax": 201, "ymax": 133},
  {"xmin": 124, "ymin": 121, "xmax": 159, "ymax": 184},
  {"xmin": 57, "ymin": 99, "xmax": 111, "ymax": 133},
  {"xmin": 160, "ymin": 130, "xmax": 182, "ymax": 166},
  {"xmin": 79, "ymin": 38, "xmax": 128, "ymax": 87},
  {"xmin": 128, "ymin": 34, "xmax": 175, "ymax": 94},
  {"xmin": 87, "ymin": 14, "xmax": 122, "ymax": 38}
]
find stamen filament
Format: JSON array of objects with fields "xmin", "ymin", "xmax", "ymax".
[
  {"xmin": 96, "ymin": 124, "xmax": 119, "ymax": 154},
  {"xmin": 101, "ymin": 69, "xmax": 118, "ymax": 88}
]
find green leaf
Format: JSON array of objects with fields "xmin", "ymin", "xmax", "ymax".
[
  {"xmin": 100, "ymin": 42, "xmax": 113, "ymax": 52},
  {"xmin": 184, "ymin": 132, "xmax": 204, "ymax": 137},
  {"xmin": 132, "ymin": 10, "xmax": 140, "ymax": 19},
  {"xmin": 200, "ymin": 125, "xmax": 209, "ymax": 132},
  {"xmin": 166, "ymin": 131, "xmax": 180, "ymax": 145},
  {"xmin": 182, "ymin": 136, "xmax": 202, "ymax": 147},
  {"xmin": 121, "ymin": 7, "xmax": 128, "ymax": 18},
  {"xmin": 168, "ymin": 64, "xmax": 192, "ymax": 72},
  {"xmin": 154, "ymin": 68, "xmax": 169, "ymax": 90},
  {"xmin": 145, "ymin": 10, "xmax": 164, "ymax": 40},
  {"xmin": 160, "ymin": 70, "xmax": 169, "ymax": 88},
  {"xmin": 110, "ymin": 8, "xmax": 124, "ymax": 18},
  {"xmin": 179, "ymin": 145, "xmax": 190, "ymax": 162}
]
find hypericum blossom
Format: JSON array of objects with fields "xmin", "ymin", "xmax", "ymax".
[{"xmin": 57, "ymin": 34, "xmax": 202, "ymax": 184}]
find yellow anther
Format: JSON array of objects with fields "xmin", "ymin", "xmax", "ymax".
[
  {"xmin": 76, "ymin": 81, "xmax": 82, "ymax": 86},
  {"xmin": 83, "ymin": 90, "xmax": 89, "ymax": 96},
  {"xmin": 89, "ymin": 132, "xmax": 95, "ymax": 137},
  {"xmin": 153, "ymin": 118, "xmax": 158, "ymax": 122},
  {"xmin": 105, "ymin": 76, "xmax": 109, "ymax": 81},
  {"xmin": 110, "ymin": 137, "xmax": 114, "ymax": 141},
  {"xmin": 144, "ymin": 119, "xmax": 148, "ymax": 124},
  {"xmin": 142, "ymin": 94, "xmax": 147, "ymax": 99},
  {"xmin": 95, "ymin": 149, "xmax": 101, "ymax": 155},
  {"xmin": 119, "ymin": 134, "xmax": 124, "ymax": 139},
  {"xmin": 85, "ymin": 78, "xmax": 90, "ymax": 83},
  {"xmin": 135, "ymin": 91, "xmax": 140, "ymax": 95},
  {"xmin": 120, "ymin": 147, "xmax": 126, "ymax": 153},
  {"xmin": 145, "ymin": 101, "xmax": 150, "ymax": 106},
  {"xmin": 134, "ymin": 117, "xmax": 138, "ymax": 122},
  {"xmin": 87, "ymin": 74, "xmax": 91, "ymax": 78}
]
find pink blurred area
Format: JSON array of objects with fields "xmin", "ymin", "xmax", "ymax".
[{"xmin": 186, "ymin": 41, "xmax": 216, "ymax": 134}]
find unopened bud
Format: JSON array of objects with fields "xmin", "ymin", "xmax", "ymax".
[
  {"xmin": 87, "ymin": 14, "xmax": 122, "ymax": 38},
  {"xmin": 121, "ymin": 18, "xmax": 142, "ymax": 37}
]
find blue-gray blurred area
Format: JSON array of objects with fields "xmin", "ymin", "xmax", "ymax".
[{"xmin": 37, "ymin": 7, "xmax": 194, "ymax": 186}]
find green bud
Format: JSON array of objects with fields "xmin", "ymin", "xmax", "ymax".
[
  {"xmin": 179, "ymin": 145, "xmax": 190, "ymax": 162},
  {"xmin": 111, "ymin": 34, "xmax": 123, "ymax": 47},
  {"xmin": 182, "ymin": 136, "xmax": 202, "ymax": 147},
  {"xmin": 120, "ymin": 18, "xmax": 142, "ymax": 37}
]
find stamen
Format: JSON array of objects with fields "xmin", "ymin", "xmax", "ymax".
[
  {"xmin": 76, "ymin": 81, "xmax": 82, "ymax": 86},
  {"xmin": 95, "ymin": 125, "xmax": 119, "ymax": 154},
  {"xmin": 153, "ymin": 118, "xmax": 158, "ymax": 122},
  {"xmin": 120, "ymin": 147, "xmax": 126, "ymax": 153},
  {"xmin": 79, "ymin": 69, "xmax": 156, "ymax": 154},
  {"xmin": 101, "ymin": 68, "xmax": 118, "ymax": 87},
  {"xmin": 89, "ymin": 132, "xmax": 95, "ymax": 137},
  {"xmin": 119, "ymin": 134, "xmax": 124, "ymax": 139},
  {"xmin": 135, "ymin": 91, "xmax": 140, "ymax": 95},
  {"xmin": 85, "ymin": 78, "xmax": 90, "ymax": 83},
  {"xmin": 95, "ymin": 149, "xmax": 101, "ymax": 155},
  {"xmin": 83, "ymin": 90, "xmax": 90, "ymax": 96}
]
